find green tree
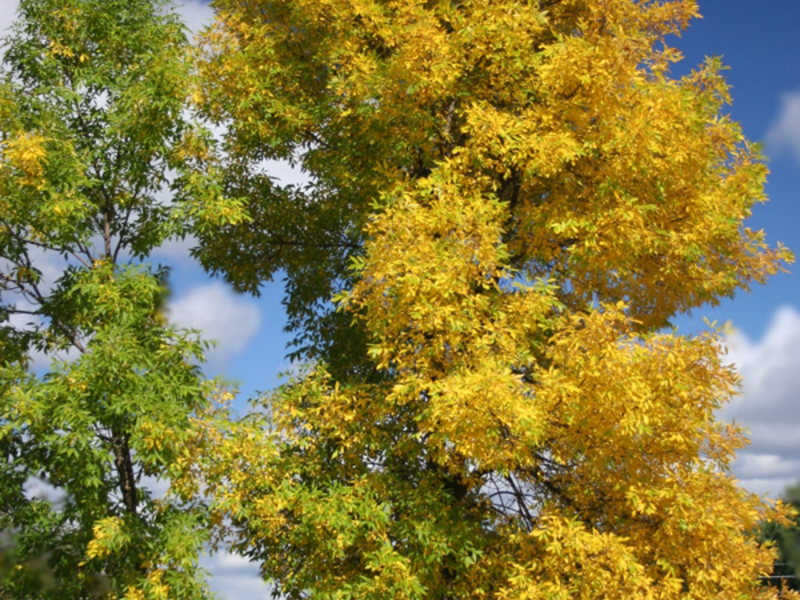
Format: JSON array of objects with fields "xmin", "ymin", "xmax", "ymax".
[
  {"xmin": 0, "ymin": 0, "xmax": 244, "ymax": 597},
  {"xmin": 758, "ymin": 484, "xmax": 800, "ymax": 593},
  {"xmin": 191, "ymin": 0, "xmax": 795, "ymax": 599}
]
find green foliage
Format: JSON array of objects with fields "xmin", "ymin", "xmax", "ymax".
[
  {"xmin": 0, "ymin": 0, "xmax": 243, "ymax": 597},
  {"xmin": 758, "ymin": 484, "xmax": 800, "ymax": 593},
  {"xmin": 1, "ymin": 0, "xmax": 795, "ymax": 598}
]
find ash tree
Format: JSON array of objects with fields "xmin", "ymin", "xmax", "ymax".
[
  {"xmin": 0, "ymin": 0, "xmax": 245, "ymax": 597},
  {"xmin": 187, "ymin": 0, "xmax": 798, "ymax": 599}
]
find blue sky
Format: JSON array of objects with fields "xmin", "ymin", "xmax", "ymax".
[
  {"xmin": 667, "ymin": 1, "xmax": 800, "ymax": 338},
  {"xmin": 657, "ymin": 0, "xmax": 800, "ymax": 507},
  {"xmin": 3, "ymin": 1, "xmax": 800, "ymax": 598}
]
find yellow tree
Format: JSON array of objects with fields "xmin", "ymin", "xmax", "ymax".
[{"xmin": 192, "ymin": 0, "xmax": 794, "ymax": 598}]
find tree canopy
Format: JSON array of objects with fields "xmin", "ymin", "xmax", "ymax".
[
  {"xmin": 0, "ymin": 0, "xmax": 244, "ymax": 597},
  {"xmin": 0, "ymin": 0, "xmax": 796, "ymax": 599},
  {"xmin": 191, "ymin": 0, "xmax": 796, "ymax": 599}
]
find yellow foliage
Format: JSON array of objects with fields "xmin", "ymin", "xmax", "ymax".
[
  {"xmin": 2, "ymin": 132, "xmax": 49, "ymax": 190},
  {"xmin": 85, "ymin": 516, "xmax": 124, "ymax": 560},
  {"xmin": 194, "ymin": 0, "xmax": 796, "ymax": 598}
]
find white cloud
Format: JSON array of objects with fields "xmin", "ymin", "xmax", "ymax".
[
  {"xmin": 152, "ymin": 234, "xmax": 198, "ymax": 266},
  {"xmin": 0, "ymin": 1, "xmax": 19, "ymax": 42},
  {"xmin": 173, "ymin": 0, "xmax": 214, "ymax": 36},
  {"xmin": 3, "ymin": 247, "xmax": 84, "ymax": 371},
  {"xmin": 23, "ymin": 476, "xmax": 67, "ymax": 505},
  {"xmin": 766, "ymin": 91, "xmax": 800, "ymax": 164},
  {"xmin": 201, "ymin": 551, "xmax": 271, "ymax": 600},
  {"xmin": 260, "ymin": 158, "xmax": 313, "ymax": 188},
  {"xmin": 0, "ymin": 245, "xmax": 69, "ymax": 297},
  {"xmin": 26, "ymin": 340, "xmax": 82, "ymax": 371},
  {"xmin": 721, "ymin": 306, "xmax": 800, "ymax": 497},
  {"xmin": 167, "ymin": 282, "xmax": 262, "ymax": 365},
  {"xmin": 209, "ymin": 575, "xmax": 271, "ymax": 600}
]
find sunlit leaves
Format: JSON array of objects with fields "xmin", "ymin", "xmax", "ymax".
[{"xmin": 188, "ymin": 0, "xmax": 794, "ymax": 598}]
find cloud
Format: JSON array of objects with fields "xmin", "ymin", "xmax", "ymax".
[
  {"xmin": 152, "ymin": 234, "xmax": 199, "ymax": 266},
  {"xmin": 0, "ymin": 245, "xmax": 68, "ymax": 298},
  {"xmin": 167, "ymin": 282, "xmax": 262, "ymax": 365},
  {"xmin": 24, "ymin": 477, "xmax": 67, "ymax": 505},
  {"xmin": 173, "ymin": 0, "xmax": 214, "ymax": 36},
  {"xmin": 721, "ymin": 306, "xmax": 800, "ymax": 497},
  {"xmin": 766, "ymin": 91, "xmax": 800, "ymax": 164},
  {"xmin": 3, "ymin": 247, "xmax": 84, "ymax": 371},
  {"xmin": 209, "ymin": 574, "xmax": 271, "ymax": 600},
  {"xmin": 0, "ymin": 1, "xmax": 18, "ymax": 42},
  {"xmin": 201, "ymin": 552, "xmax": 270, "ymax": 600},
  {"xmin": 259, "ymin": 158, "xmax": 313, "ymax": 188}
]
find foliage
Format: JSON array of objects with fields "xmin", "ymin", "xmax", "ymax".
[
  {"xmin": 191, "ymin": 0, "xmax": 796, "ymax": 599},
  {"xmin": 757, "ymin": 483, "xmax": 800, "ymax": 593},
  {"xmin": 0, "ymin": 0, "xmax": 243, "ymax": 597}
]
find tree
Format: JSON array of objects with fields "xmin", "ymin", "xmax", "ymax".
[
  {"xmin": 189, "ymin": 0, "xmax": 797, "ymax": 598},
  {"xmin": 757, "ymin": 483, "xmax": 800, "ymax": 593},
  {"xmin": 0, "ymin": 0, "xmax": 244, "ymax": 597}
]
